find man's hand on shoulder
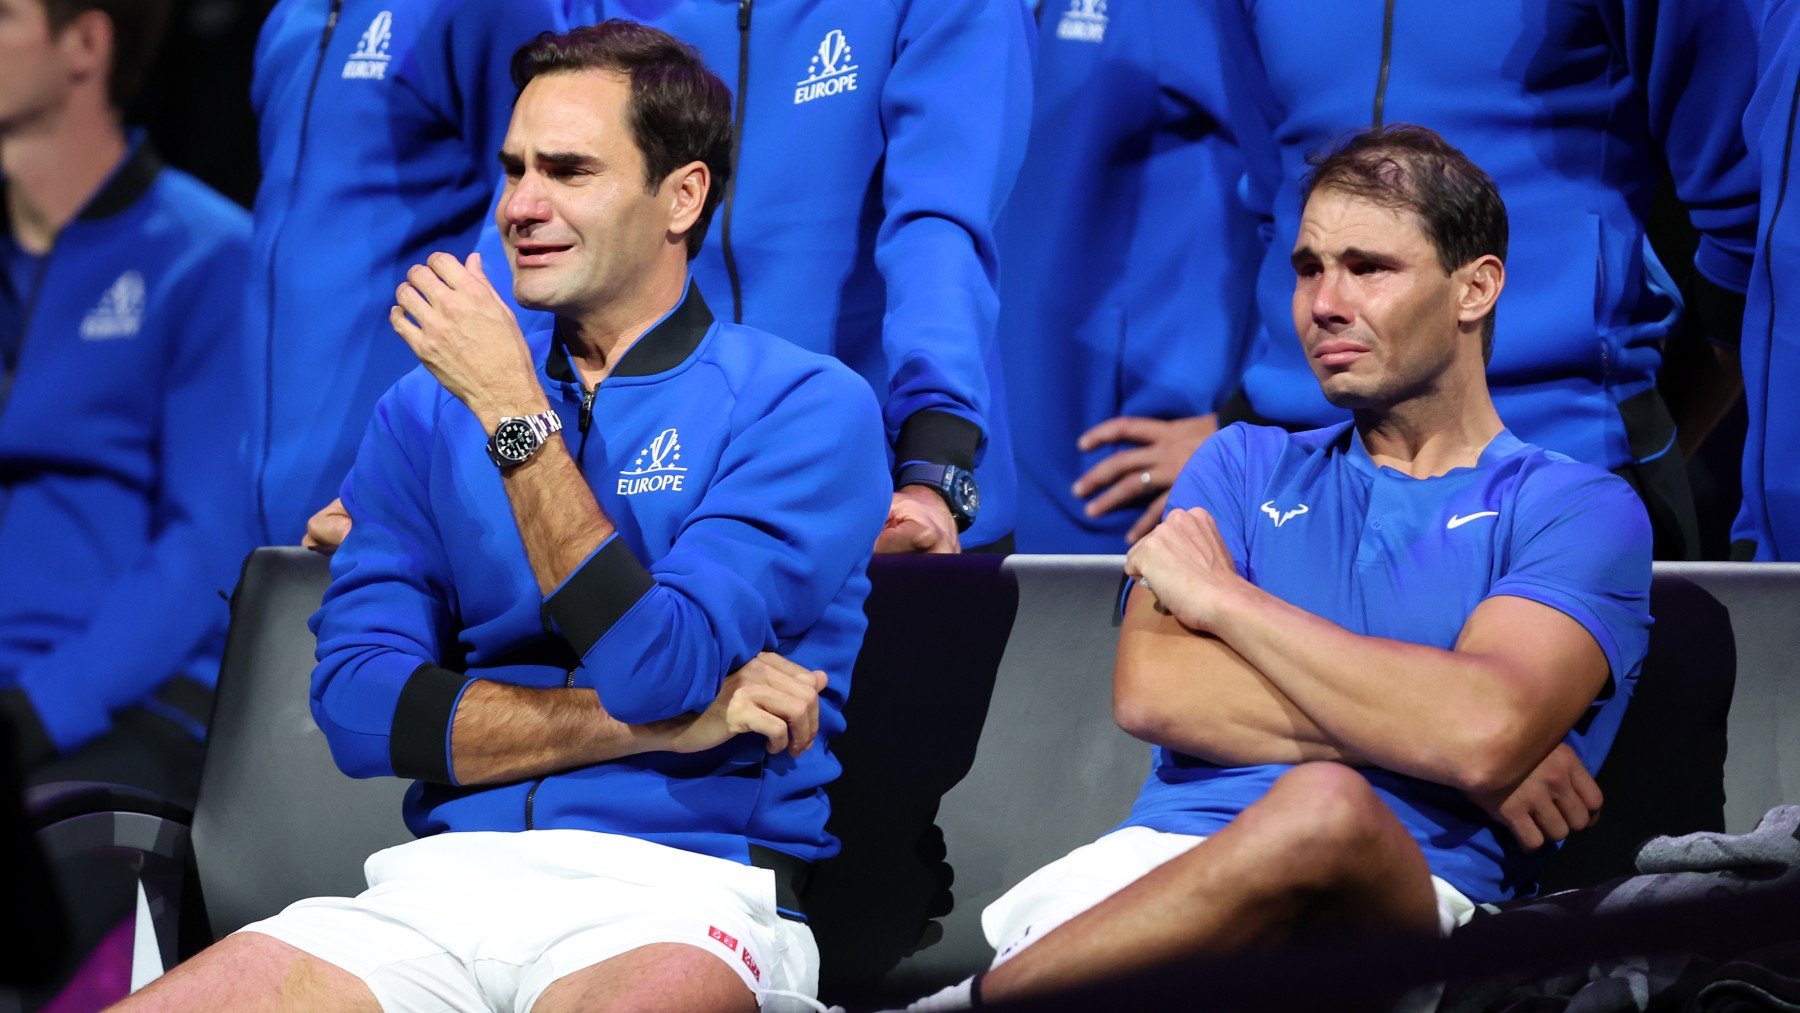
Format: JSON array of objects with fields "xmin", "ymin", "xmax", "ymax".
[
  {"xmin": 875, "ymin": 486, "xmax": 961, "ymax": 554},
  {"xmin": 302, "ymin": 498, "xmax": 352, "ymax": 554},
  {"xmin": 1124, "ymin": 506, "xmax": 1248, "ymax": 632},
  {"xmin": 390, "ymin": 252, "xmax": 546, "ymax": 428},
  {"xmin": 1469, "ymin": 742, "xmax": 1603, "ymax": 852},
  {"xmin": 1075, "ymin": 414, "xmax": 1218, "ymax": 544},
  {"xmin": 665, "ymin": 652, "xmax": 829, "ymax": 757}
]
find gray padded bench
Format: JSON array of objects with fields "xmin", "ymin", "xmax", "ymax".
[{"xmin": 34, "ymin": 550, "xmax": 1800, "ymax": 1007}]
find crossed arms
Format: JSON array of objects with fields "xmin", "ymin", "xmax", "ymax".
[{"xmin": 1116, "ymin": 506, "xmax": 1616, "ymax": 849}]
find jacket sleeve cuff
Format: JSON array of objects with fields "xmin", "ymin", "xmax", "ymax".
[
  {"xmin": 388, "ymin": 664, "xmax": 469, "ymax": 784},
  {"xmin": 543, "ymin": 535, "xmax": 656, "ymax": 658},
  {"xmin": 0, "ymin": 688, "xmax": 53, "ymax": 770},
  {"xmin": 1692, "ymin": 273, "xmax": 1748, "ymax": 348},
  {"xmin": 895, "ymin": 410, "xmax": 982, "ymax": 473}
]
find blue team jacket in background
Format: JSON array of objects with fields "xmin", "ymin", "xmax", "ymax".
[
  {"xmin": 0, "ymin": 143, "xmax": 252, "ymax": 754},
  {"xmin": 311, "ymin": 285, "xmax": 891, "ymax": 862},
  {"xmin": 1224, "ymin": 0, "xmax": 1759, "ymax": 474},
  {"xmin": 246, "ymin": 0, "xmax": 559, "ymax": 545},
  {"xmin": 485, "ymin": 0, "xmax": 1033, "ymax": 548},
  {"xmin": 1736, "ymin": 0, "xmax": 1800, "ymax": 561},
  {"xmin": 1000, "ymin": 0, "xmax": 1262, "ymax": 553}
]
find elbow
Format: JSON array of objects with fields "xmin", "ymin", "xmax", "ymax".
[
  {"xmin": 1445, "ymin": 711, "xmax": 1537, "ymax": 796},
  {"xmin": 592, "ymin": 667, "xmax": 706, "ymax": 725},
  {"xmin": 1112, "ymin": 682, "xmax": 1168, "ymax": 745}
]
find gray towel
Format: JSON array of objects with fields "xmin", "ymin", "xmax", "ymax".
[{"xmin": 1636, "ymin": 805, "xmax": 1800, "ymax": 877}]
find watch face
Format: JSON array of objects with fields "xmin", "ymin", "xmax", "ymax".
[
  {"xmin": 493, "ymin": 418, "xmax": 539, "ymax": 463},
  {"xmin": 951, "ymin": 470, "xmax": 980, "ymax": 518}
]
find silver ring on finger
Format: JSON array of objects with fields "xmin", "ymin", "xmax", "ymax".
[{"xmin": 1140, "ymin": 470, "xmax": 1153, "ymax": 490}]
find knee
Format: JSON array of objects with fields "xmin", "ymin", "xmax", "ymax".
[{"xmin": 1258, "ymin": 762, "xmax": 1397, "ymax": 873}]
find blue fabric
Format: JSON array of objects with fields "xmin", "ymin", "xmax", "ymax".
[
  {"xmin": 308, "ymin": 285, "xmax": 891, "ymax": 863},
  {"xmin": 1119, "ymin": 422, "xmax": 1654, "ymax": 902},
  {"xmin": 1734, "ymin": 0, "xmax": 1800, "ymax": 561},
  {"xmin": 481, "ymin": 0, "xmax": 1033, "ymax": 548},
  {"xmin": 0, "ymin": 244, "xmax": 39, "ymax": 373},
  {"xmin": 0, "ymin": 144, "xmax": 252, "ymax": 753},
  {"xmin": 1001, "ymin": 0, "xmax": 1262, "ymax": 553},
  {"xmin": 245, "ymin": 0, "xmax": 562, "ymax": 544},
  {"xmin": 1221, "ymin": 0, "xmax": 1760, "ymax": 472}
]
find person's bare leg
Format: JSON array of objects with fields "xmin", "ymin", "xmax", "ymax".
[
  {"xmin": 533, "ymin": 942, "xmax": 758, "ymax": 1013},
  {"xmin": 981, "ymin": 761, "xmax": 1441, "ymax": 1002},
  {"xmin": 108, "ymin": 931, "xmax": 379, "ymax": 1012}
]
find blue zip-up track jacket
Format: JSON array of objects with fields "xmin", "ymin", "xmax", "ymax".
[
  {"xmin": 247, "ymin": 0, "xmax": 560, "ymax": 544},
  {"xmin": 0, "ymin": 143, "xmax": 252, "ymax": 755},
  {"xmin": 310, "ymin": 285, "xmax": 891, "ymax": 862},
  {"xmin": 1736, "ymin": 0, "xmax": 1800, "ymax": 561},
  {"xmin": 485, "ymin": 0, "xmax": 1033, "ymax": 548},
  {"xmin": 1222, "ymin": 0, "xmax": 1759, "ymax": 474},
  {"xmin": 1001, "ymin": 0, "xmax": 1262, "ymax": 553}
]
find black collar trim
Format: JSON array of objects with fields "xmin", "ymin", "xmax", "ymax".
[
  {"xmin": 546, "ymin": 283, "xmax": 714, "ymax": 383},
  {"xmin": 78, "ymin": 141, "xmax": 162, "ymax": 221},
  {"xmin": 0, "ymin": 140, "xmax": 161, "ymax": 244}
]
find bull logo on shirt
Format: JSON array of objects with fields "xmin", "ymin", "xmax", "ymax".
[
  {"xmin": 618, "ymin": 427, "xmax": 688, "ymax": 496},
  {"xmin": 1260, "ymin": 500, "xmax": 1309, "ymax": 528}
]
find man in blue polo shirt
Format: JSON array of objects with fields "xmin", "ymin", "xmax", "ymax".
[
  {"xmin": 127, "ymin": 23, "xmax": 888, "ymax": 1011},
  {"xmin": 899, "ymin": 126, "xmax": 1652, "ymax": 1009}
]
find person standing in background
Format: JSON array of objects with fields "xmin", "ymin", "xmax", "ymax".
[
  {"xmin": 1213, "ymin": 0, "xmax": 1758, "ymax": 561},
  {"xmin": 1734, "ymin": 0, "xmax": 1800, "ymax": 562},
  {"xmin": 1003, "ymin": 0, "xmax": 1263, "ymax": 552},
  {"xmin": 479, "ymin": 0, "xmax": 1034, "ymax": 555},
  {"xmin": 250, "ymin": 0, "xmax": 561, "ymax": 548},
  {"xmin": 0, "ymin": 0, "xmax": 249, "ymax": 806}
]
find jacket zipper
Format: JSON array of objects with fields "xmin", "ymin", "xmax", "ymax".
[
  {"xmin": 574, "ymin": 381, "xmax": 596, "ymax": 460},
  {"xmin": 523, "ymin": 666, "xmax": 580, "ymax": 830},
  {"xmin": 1372, "ymin": 0, "xmax": 1396, "ymax": 128},
  {"xmin": 1, "ymin": 244, "xmax": 53, "ymax": 420},
  {"xmin": 527, "ymin": 384, "xmax": 592, "ymax": 829},
  {"xmin": 254, "ymin": 0, "xmax": 343, "ymax": 539},
  {"xmin": 720, "ymin": 0, "xmax": 752, "ymax": 324},
  {"xmin": 0, "ymin": 247, "xmax": 53, "ymax": 535}
]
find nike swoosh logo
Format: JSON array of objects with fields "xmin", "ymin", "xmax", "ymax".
[{"xmin": 1446, "ymin": 511, "xmax": 1500, "ymax": 530}]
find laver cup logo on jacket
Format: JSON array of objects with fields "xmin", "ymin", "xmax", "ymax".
[
  {"xmin": 80, "ymin": 271, "xmax": 145, "ymax": 340},
  {"xmin": 1057, "ymin": 0, "xmax": 1108, "ymax": 43},
  {"xmin": 795, "ymin": 30, "xmax": 857, "ymax": 104},
  {"xmin": 343, "ymin": 11, "xmax": 393, "ymax": 79},
  {"xmin": 618, "ymin": 428, "xmax": 688, "ymax": 495}
]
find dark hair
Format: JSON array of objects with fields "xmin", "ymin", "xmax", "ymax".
[
  {"xmin": 1301, "ymin": 125, "xmax": 1508, "ymax": 360},
  {"xmin": 511, "ymin": 21, "xmax": 733, "ymax": 259},
  {"xmin": 41, "ymin": 0, "xmax": 170, "ymax": 112}
]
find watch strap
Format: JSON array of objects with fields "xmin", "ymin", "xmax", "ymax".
[{"xmin": 897, "ymin": 462, "xmax": 975, "ymax": 532}]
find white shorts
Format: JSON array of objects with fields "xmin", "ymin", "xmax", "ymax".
[
  {"xmin": 238, "ymin": 830, "xmax": 819, "ymax": 1012},
  {"xmin": 982, "ymin": 826, "xmax": 1477, "ymax": 968}
]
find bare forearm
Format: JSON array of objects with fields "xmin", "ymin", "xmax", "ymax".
[
  {"xmin": 449, "ymin": 680, "xmax": 678, "ymax": 785},
  {"xmin": 1208, "ymin": 585, "xmax": 1521, "ymax": 790},
  {"xmin": 1114, "ymin": 590, "xmax": 1360, "ymax": 766},
  {"xmin": 501, "ymin": 439, "xmax": 616, "ymax": 595}
]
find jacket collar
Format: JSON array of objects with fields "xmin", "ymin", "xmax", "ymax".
[
  {"xmin": 0, "ymin": 135, "xmax": 162, "ymax": 244},
  {"xmin": 545, "ymin": 282, "xmax": 714, "ymax": 383}
]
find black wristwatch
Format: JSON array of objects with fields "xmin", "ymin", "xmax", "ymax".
[
  {"xmin": 897, "ymin": 462, "xmax": 980, "ymax": 532},
  {"xmin": 486, "ymin": 410, "xmax": 563, "ymax": 468}
]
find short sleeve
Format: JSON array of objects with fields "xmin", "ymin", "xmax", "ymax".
[
  {"xmin": 1486, "ymin": 466, "xmax": 1654, "ymax": 690},
  {"xmin": 1164, "ymin": 422, "xmax": 1255, "ymax": 574}
]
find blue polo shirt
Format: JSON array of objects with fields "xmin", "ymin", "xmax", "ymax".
[{"xmin": 1120, "ymin": 421, "xmax": 1653, "ymax": 902}]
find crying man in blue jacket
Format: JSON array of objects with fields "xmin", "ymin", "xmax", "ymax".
[{"xmin": 125, "ymin": 21, "xmax": 890, "ymax": 1013}]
